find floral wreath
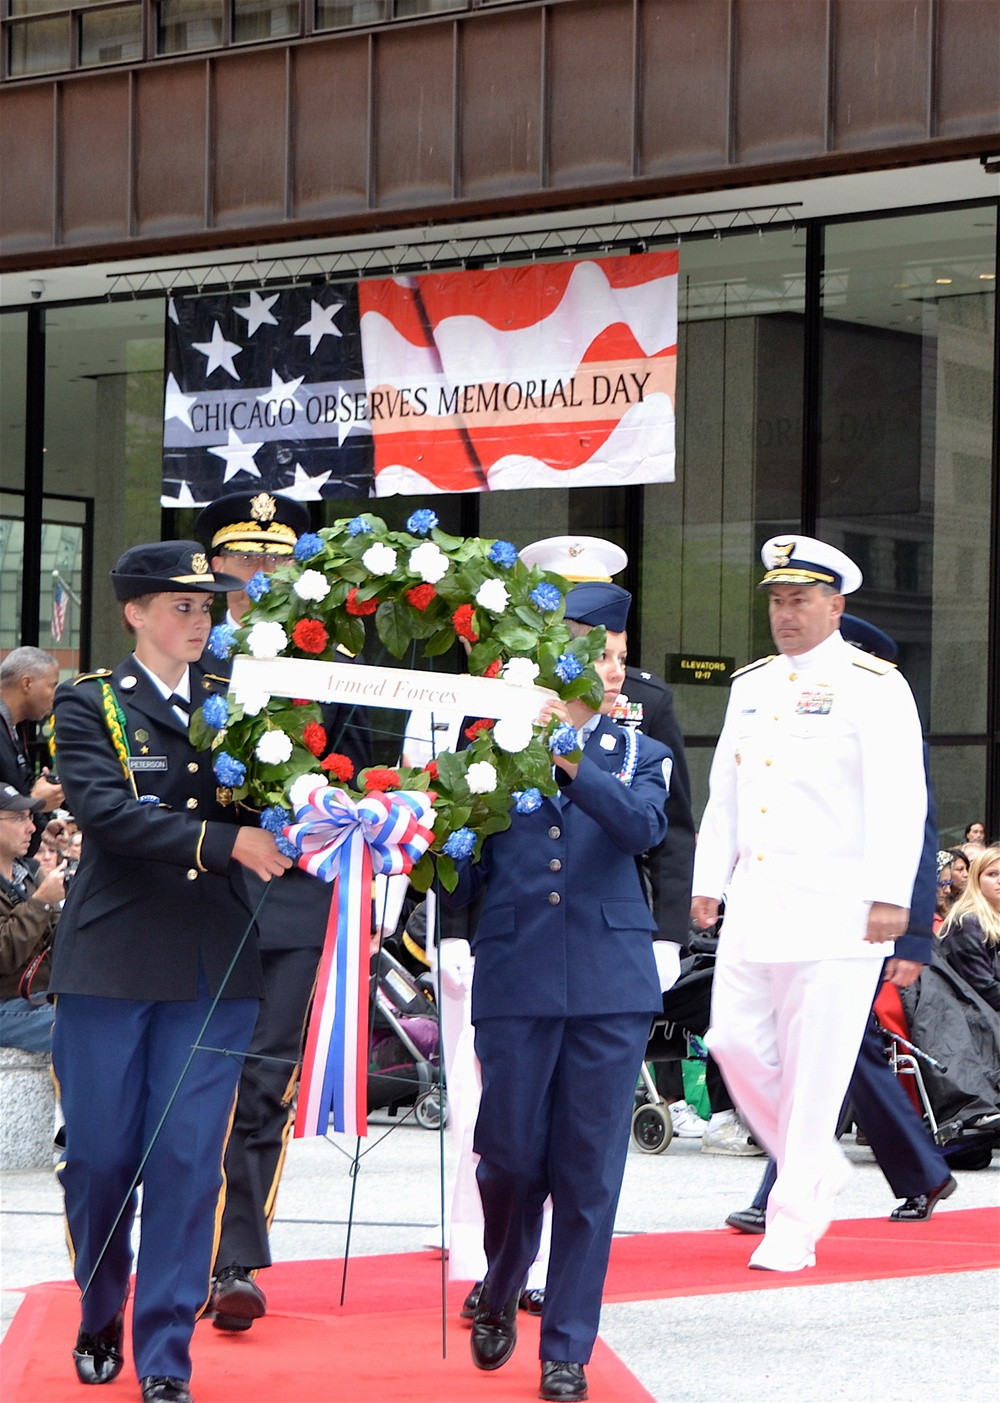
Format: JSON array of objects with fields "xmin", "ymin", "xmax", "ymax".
[{"xmin": 191, "ymin": 509, "xmax": 607, "ymax": 890}]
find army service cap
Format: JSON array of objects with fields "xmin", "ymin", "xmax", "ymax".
[
  {"xmin": 759, "ymin": 535, "xmax": 862, "ymax": 594},
  {"xmin": 110, "ymin": 541, "xmax": 245, "ymax": 601},
  {"xmin": 195, "ymin": 490, "xmax": 309, "ymax": 557}
]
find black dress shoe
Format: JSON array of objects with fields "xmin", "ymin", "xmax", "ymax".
[
  {"xmin": 460, "ymin": 1281, "xmax": 483, "ymax": 1320},
  {"xmin": 519, "ymin": 1287, "xmax": 545, "ymax": 1315},
  {"xmin": 140, "ymin": 1379, "xmax": 193, "ymax": 1403},
  {"xmin": 470, "ymin": 1289, "xmax": 519, "ymax": 1371},
  {"xmin": 725, "ymin": 1205, "xmax": 766, "ymax": 1234},
  {"xmin": 72, "ymin": 1307, "xmax": 125, "ymax": 1385},
  {"xmin": 889, "ymin": 1174, "xmax": 957, "ymax": 1222},
  {"xmin": 211, "ymin": 1264, "xmax": 266, "ymax": 1332},
  {"xmin": 540, "ymin": 1360, "xmax": 588, "ymax": 1401}
]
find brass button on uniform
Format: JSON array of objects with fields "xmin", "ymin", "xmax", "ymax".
[
  {"xmin": 548, "ymin": 826, "xmax": 561, "ymax": 840},
  {"xmin": 760, "ymin": 806, "xmax": 768, "ymax": 813},
  {"xmin": 187, "ymin": 762, "xmax": 199, "ymax": 774},
  {"xmin": 765, "ymin": 759, "xmax": 773, "ymax": 767},
  {"xmin": 185, "ymin": 797, "xmax": 199, "ymax": 810},
  {"xmin": 548, "ymin": 892, "xmax": 561, "ymax": 905},
  {"xmin": 186, "ymin": 869, "xmax": 198, "ymax": 881},
  {"xmin": 549, "ymin": 858, "xmax": 562, "ymax": 872},
  {"xmin": 788, "ymin": 672, "xmax": 797, "ymax": 681},
  {"xmin": 757, "ymin": 854, "xmax": 765, "ymax": 862}
]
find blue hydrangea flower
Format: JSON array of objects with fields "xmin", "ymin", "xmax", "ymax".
[
  {"xmin": 442, "ymin": 827, "xmax": 477, "ymax": 861},
  {"xmin": 137, "ymin": 794, "xmax": 160, "ymax": 805},
  {"xmin": 214, "ymin": 752, "xmax": 247, "ymax": 787},
  {"xmin": 348, "ymin": 516, "xmax": 373, "ymax": 536},
  {"xmin": 554, "ymin": 652, "xmax": 584, "ymax": 683},
  {"xmin": 201, "ymin": 694, "xmax": 230, "ymax": 731},
  {"xmin": 406, "ymin": 509, "xmax": 439, "ymax": 536},
  {"xmin": 207, "ymin": 623, "xmax": 238, "ymax": 660},
  {"xmin": 547, "ymin": 723, "xmax": 580, "ymax": 756},
  {"xmin": 488, "ymin": 540, "xmax": 518, "ymax": 569},
  {"xmin": 245, "ymin": 570, "xmax": 271, "ymax": 602},
  {"xmin": 260, "ymin": 804, "xmax": 293, "ymax": 835},
  {"xmin": 294, "ymin": 532, "xmax": 325, "ymax": 562},
  {"xmin": 530, "ymin": 582, "xmax": 562, "ymax": 613},
  {"xmin": 275, "ymin": 834, "xmax": 300, "ymax": 861},
  {"xmin": 514, "ymin": 788, "xmax": 543, "ymax": 814}
]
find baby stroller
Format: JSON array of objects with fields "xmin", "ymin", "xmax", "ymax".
[
  {"xmin": 631, "ymin": 940, "xmax": 718, "ymax": 1154},
  {"xmin": 368, "ymin": 947, "xmax": 447, "ymax": 1131}
]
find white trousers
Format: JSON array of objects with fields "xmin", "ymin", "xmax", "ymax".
[
  {"xmin": 436, "ymin": 939, "xmax": 551, "ymax": 1286},
  {"xmin": 707, "ymin": 949, "xmax": 882, "ymax": 1262}
]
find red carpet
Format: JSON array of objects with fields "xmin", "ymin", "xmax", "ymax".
[{"xmin": 3, "ymin": 1208, "xmax": 996, "ymax": 1403}]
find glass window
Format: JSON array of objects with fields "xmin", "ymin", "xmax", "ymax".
[
  {"xmin": 315, "ymin": 0, "xmax": 388, "ymax": 29},
  {"xmin": 42, "ymin": 301, "xmax": 165, "ymax": 670},
  {"xmin": 7, "ymin": 15, "xmax": 70, "ymax": 77},
  {"xmin": 232, "ymin": 0, "xmax": 298, "ymax": 43},
  {"xmin": 817, "ymin": 207, "xmax": 997, "ymax": 775},
  {"xmin": 80, "ymin": 4, "xmax": 143, "ymax": 66},
  {"xmin": 157, "ymin": 0, "xmax": 223, "ymax": 54},
  {"xmin": 393, "ymin": 0, "xmax": 464, "ymax": 17},
  {"xmin": 0, "ymin": 313, "xmax": 27, "ymax": 494}
]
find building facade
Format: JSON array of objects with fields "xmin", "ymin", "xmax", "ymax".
[{"xmin": 1, "ymin": 0, "xmax": 998, "ymax": 838}]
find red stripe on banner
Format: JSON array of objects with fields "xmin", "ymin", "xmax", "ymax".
[
  {"xmin": 355, "ymin": 844, "xmax": 373, "ymax": 1128},
  {"xmin": 295, "ymin": 875, "xmax": 341, "ymax": 1138}
]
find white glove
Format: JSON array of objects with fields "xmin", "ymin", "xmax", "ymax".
[
  {"xmin": 652, "ymin": 940, "xmax": 682, "ymax": 993},
  {"xmin": 434, "ymin": 937, "xmax": 475, "ymax": 997}
]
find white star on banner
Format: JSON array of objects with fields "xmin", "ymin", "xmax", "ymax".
[
  {"xmin": 324, "ymin": 395, "xmax": 373, "ymax": 448},
  {"xmin": 294, "ymin": 299, "xmax": 344, "ymax": 354},
  {"xmin": 192, "ymin": 322, "xmax": 243, "ymax": 380},
  {"xmin": 167, "ymin": 298, "xmax": 180, "ymax": 326},
  {"xmin": 163, "ymin": 372, "xmax": 197, "ymax": 431},
  {"xmin": 281, "ymin": 463, "xmax": 333, "ymax": 501},
  {"xmin": 208, "ymin": 429, "xmax": 263, "ymax": 483},
  {"xmin": 233, "ymin": 291, "xmax": 280, "ymax": 337},
  {"xmin": 257, "ymin": 370, "xmax": 306, "ymax": 414},
  {"xmin": 172, "ymin": 481, "xmax": 200, "ymax": 507}
]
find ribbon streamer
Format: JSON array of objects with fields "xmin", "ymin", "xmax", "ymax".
[{"xmin": 287, "ymin": 784, "xmax": 436, "ymax": 1138}]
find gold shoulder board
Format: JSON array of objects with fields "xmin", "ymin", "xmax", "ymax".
[
  {"xmin": 851, "ymin": 655, "xmax": 896, "ymax": 675},
  {"xmin": 732, "ymin": 655, "xmax": 775, "ymax": 679},
  {"xmin": 71, "ymin": 669, "xmax": 112, "ymax": 685}
]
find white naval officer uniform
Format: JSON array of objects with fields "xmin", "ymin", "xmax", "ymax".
[{"xmin": 695, "ymin": 628, "xmax": 926, "ymax": 1268}]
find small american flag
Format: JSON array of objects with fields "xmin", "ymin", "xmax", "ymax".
[{"xmin": 51, "ymin": 579, "xmax": 68, "ymax": 643}]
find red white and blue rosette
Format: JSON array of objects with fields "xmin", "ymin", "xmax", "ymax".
[{"xmin": 286, "ymin": 780, "xmax": 436, "ymax": 1138}]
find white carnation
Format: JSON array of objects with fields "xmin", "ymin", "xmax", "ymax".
[
  {"xmin": 493, "ymin": 715, "xmax": 534, "ymax": 754},
  {"xmin": 502, "ymin": 657, "xmax": 540, "ymax": 687},
  {"xmin": 245, "ymin": 621, "xmax": 288, "ymax": 658},
  {"xmin": 362, "ymin": 542, "xmax": 398, "ymax": 576},
  {"xmin": 293, "ymin": 569, "xmax": 331, "ymax": 603},
  {"xmin": 408, "ymin": 541, "xmax": 449, "ymax": 584},
  {"xmin": 475, "ymin": 578, "xmax": 509, "ymax": 614},
  {"xmin": 236, "ymin": 687, "xmax": 270, "ymax": 717},
  {"xmin": 466, "ymin": 760, "xmax": 498, "ymax": 794},
  {"xmin": 288, "ymin": 773, "xmax": 326, "ymax": 814},
  {"xmin": 256, "ymin": 729, "xmax": 294, "ymax": 766}
]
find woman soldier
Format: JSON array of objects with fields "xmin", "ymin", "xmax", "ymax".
[{"xmin": 48, "ymin": 541, "xmax": 291, "ymax": 1403}]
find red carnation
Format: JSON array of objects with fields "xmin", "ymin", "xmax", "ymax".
[
  {"xmin": 321, "ymin": 752, "xmax": 355, "ymax": 781},
  {"xmin": 483, "ymin": 659, "xmax": 502, "ymax": 679},
  {"xmin": 346, "ymin": 588, "xmax": 378, "ymax": 616},
  {"xmin": 423, "ymin": 760, "xmax": 439, "ymax": 779},
  {"xmin": 464, "ymin": 718, "xmax": 494, "ymax": 742},
  {"xmin": 302, "ymin": 722, "xmax": 327, "ymax": 757},
  {"xmin": 292, "ymin": 618, "xmax": 329, "ymax": 654},
  {"xmin": 362, "ymin": 767, "xmax": 402, "ymax": 792},
  {"xmin": 406, "ymin": 583, "xmax": 437, "ymax": 611},
  {"xmin": 452, "ymin": 604, "xmax": 479, "ymax": 642},
  {"xmin": 292, "ymin": 698, "xmax": 311, "ymax": 706}
]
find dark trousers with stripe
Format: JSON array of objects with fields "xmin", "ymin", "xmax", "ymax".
[
  {"xmin": 215, "ymin": 944, "xmax": 319, "ymax": 1272},
  {"xmin": 53, "ymin": 975, "xmax": 257, "ymax": 1382},
  {"xmin": 473, "ymin": 1013, "xmax": 651, "ymax": 1364}
]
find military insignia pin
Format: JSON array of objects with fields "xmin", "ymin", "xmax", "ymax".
[
  {"xmin": 190, "ymin": 552, "xmax": 209, "ymax": 575},
  {"xmin": 250, "ymin": 492, "xmax": 277, "ymax": 522},
  {"xmin": 134, "ymin": 728, "xmax": 149, "ymax": 743}
]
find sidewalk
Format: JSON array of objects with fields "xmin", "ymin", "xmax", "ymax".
[{"xmin": 2, "ymin": 1116, "xmax": 997, "ymax": 1402}]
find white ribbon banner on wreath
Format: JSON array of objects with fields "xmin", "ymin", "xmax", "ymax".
[{"xmin": 229, "ymin": 655, "xmax": 556, "ymax": 725}]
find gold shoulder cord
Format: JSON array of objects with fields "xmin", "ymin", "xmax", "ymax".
[{"xmin": 99, "ymin": 681, "xmax": 139, "ymax": 798}]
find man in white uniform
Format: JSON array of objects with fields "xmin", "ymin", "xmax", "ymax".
[{"xmin": 692, "ymin": 535, "xmax": 926, "ymax": 1273}]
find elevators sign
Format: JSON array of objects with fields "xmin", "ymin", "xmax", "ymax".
[{"xmin": 665, "ymin": 654, "xmax": 734, "ymax": 687}]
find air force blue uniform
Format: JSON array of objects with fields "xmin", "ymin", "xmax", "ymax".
[{"xmin": 452, "ymin": 716, "xmax": 668, "ymax": 1363}]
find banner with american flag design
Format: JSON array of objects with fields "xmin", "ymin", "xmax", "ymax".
[{"xmin": 162, "ymin": 251, "xmax": 678, "ymax": 504}]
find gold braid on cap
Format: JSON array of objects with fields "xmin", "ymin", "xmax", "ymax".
[{"xmin": 211, "ymin": 521, "xmax": 297, "ymax": 554}]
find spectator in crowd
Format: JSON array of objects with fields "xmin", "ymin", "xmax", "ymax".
[
  {"xmin": 0, "ymin": 647, "xmax": 64, "ymax": 854},
  {"xmin": 962, "ymin": 820, "xmax": 987, "ymax": 863},
  {"xmin": 938, "ymin": 844, "xmax": 1000, "ymax": 1010},
  {"xmin": 934, "ymin": 852, "xmax": 955, "ymax": 933},
  {"xmin": 0, "ymin": 783, "xmax": 64, "ymax": 1051},
  {"xmin": 48, "ymin": 540, "xmax": 290, "ymax": 1403},
  {"xmin": 946, "ymin": 848, "xmax": 970, "ymax": 900}
]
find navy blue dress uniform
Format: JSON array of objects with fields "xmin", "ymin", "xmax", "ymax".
[
  {"xmin": 193, "ymin": 490, "xmax": 373, "ymax": 1329},
  {"xmin": 451, "ymin": 581, "xmax": 669, "ymax": 1395},
  {"xmin": 48, "ymin": 542, "xmax": 266, "ymax": 1401}
]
